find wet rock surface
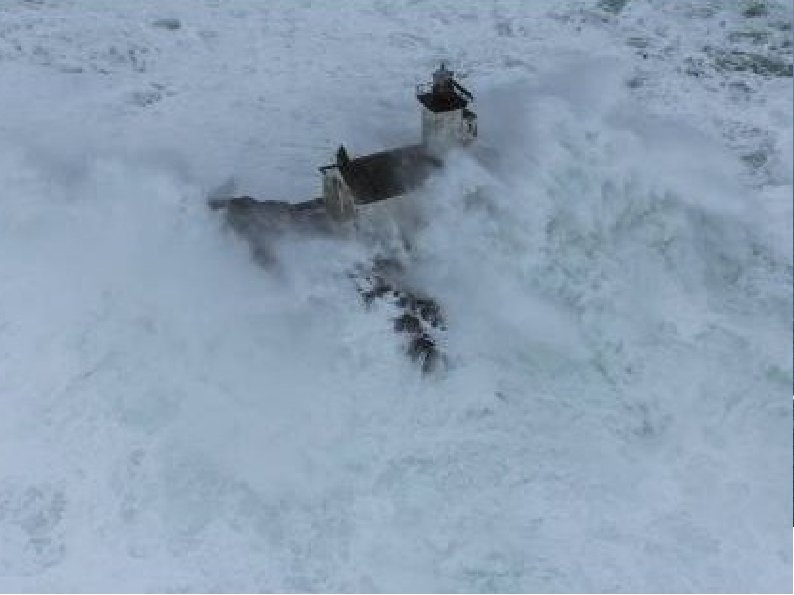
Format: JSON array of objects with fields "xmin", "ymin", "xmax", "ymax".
[
  {"xmin": 394, "ymin": 312, "xmax": 422, "ymax": 334},
  {"xmin": 708, "ymin": 46, "xmax": 793, "ymax": 77},
  {"xmin": 151, "ymin": 18, "xmax": 181, "ymax": 31},
  {"xmin": 353, "ymin": 257, "xmax": 447, "ymax": 374}
]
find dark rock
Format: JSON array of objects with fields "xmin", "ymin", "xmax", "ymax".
[
  {"xmin": 742, "ymin": 1, "xmax": 768, "ymax": 18},
  {"xmin": 626, "ymin": 75, "xmax": 645, "ymax": 88},
  {"xmin": 152, "ymin": 18, "xmax": 181, "ymax": 31},
  {"xmin": 415, "ymin": 299, "xmax": 444, "ymax": 329},
  {"xmin": 495, "ymin": 21, "xmax": 513, "ymax": 38},
  {"xmin": 626, "ymin": 37, "xmax": 649, "ymax": 49},
  {"xmin": 130, "ymin": 89, "xmax": 161, "ymax": 107},
  {"xmin": 396, "ymin": 294, "xmax": 415, "ymax": 310},
  {"xmin": 741, "ymin": 149, "xmax": 768, "ymax": 170},
  {"xmin": 597, "ymin": 0, "xmax": 629, "ymax": 15},
  {"xmin": 683, "ymin": 56, "xmax": 707, "ymax": 77},
  {"xmin": 408, "ymin": 333, "xmax": 441, "ymax": 374},
  {"xmin": 709, "ymin": 48, "xmax": 793, "ymax": 77},
  {"xmin": 362, "ymin": 276, "xmax": 393, "ymax": 304},
  {"xmin": 728, "ymin": 29, "xmax": 770, "ymax": 44},
  {"xmin": 371, "ymin": 255, "xmax": 405, "ymax": 277},
  {"xmin": 351, "ymin": 259, "xmax": 448, "ymax": 374},
  {"xmin": 394, "ymin": 313, "xmax": 422, "ymax": 334}
]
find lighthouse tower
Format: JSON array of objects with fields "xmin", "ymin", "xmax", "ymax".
[{"xmin": 416, "ymin": 63, "xmax": 477, "ymax": 155}]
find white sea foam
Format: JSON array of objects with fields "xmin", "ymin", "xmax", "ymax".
[{"xmin": 0, "ymin": 0, "xmax": 790, "ymax": 591}]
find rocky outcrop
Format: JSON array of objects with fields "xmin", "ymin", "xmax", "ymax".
[
  {"xmin": 352, "ymin": 257, "xmax": 446, "ymax": 374},
  {"xmin": 212, "ymin": 197, "xmax": 447, "ymax": 374}
]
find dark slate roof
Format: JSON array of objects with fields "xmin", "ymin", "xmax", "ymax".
[{"xmin": 339, "ymin": 144, "xmax": 442, "ymax": 204}]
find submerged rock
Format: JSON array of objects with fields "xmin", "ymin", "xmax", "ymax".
[
  {"xmin": 597, "ymin": 0, "xmax": 629, "ymax": 15},
  {"xmin": 708, "ymin": 48, "xmax": 793, "ymax": 77},
  {"xmin": 741, "ymin": 149, "xmax": 768, "ymax": 170},
  {"xmin": 742, "ymin": 1, "xmax": 768, "ymax": 18},
  {"xmin": 152, "ymin": 18, "xmax": 181, "ymax": 31}
]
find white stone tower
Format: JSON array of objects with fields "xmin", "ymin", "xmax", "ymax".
[{"xmin": 416, "ymin": 63, "xmax": 477, "ymax": 155}]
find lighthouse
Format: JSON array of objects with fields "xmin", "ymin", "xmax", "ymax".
[
  {"xmin": 212, "ymin": 65, "xmax": 479, "ymax": 224},
  {"xmin": 416, "ymin": 63, "xmax": 477, "ymax": 154}
]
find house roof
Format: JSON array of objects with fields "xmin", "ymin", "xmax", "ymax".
[{"xmin": 339, "ymin": 144, "xmax": 442, "ymax": 204}]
